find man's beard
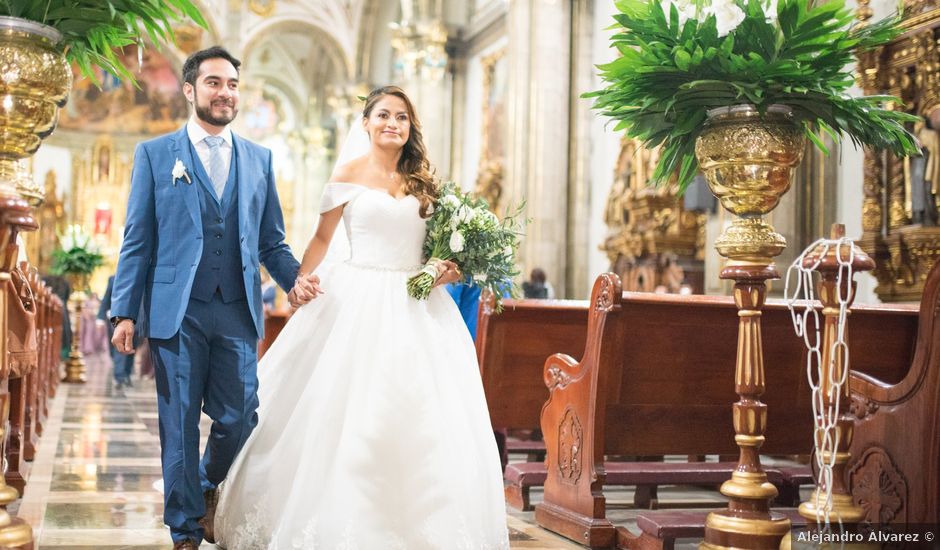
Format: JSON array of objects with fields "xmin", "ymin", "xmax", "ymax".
[{"xmin": 194, "ymin": 94, "xmax": 237, "ymax": 126}]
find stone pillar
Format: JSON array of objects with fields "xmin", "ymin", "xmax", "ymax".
[{"xmin": 505, "ymin": 0, "xmax": 571, "ymax": 294}]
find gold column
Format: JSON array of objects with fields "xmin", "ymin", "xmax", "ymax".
[
  {"xmin": 701, "ymin": 263, "xmax": 791, "ymax": 550},
  {"xmin": 62, "ymin": 275, "xmax": 87, "ymax": 384},
  {"xmin": 697, "ymin": 105, "xmax": 804, "ymax": 549}
]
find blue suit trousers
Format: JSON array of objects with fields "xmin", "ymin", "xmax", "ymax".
[{"xmin": 149, "ymin": 292, "xmax": 259, "ymax": 544}]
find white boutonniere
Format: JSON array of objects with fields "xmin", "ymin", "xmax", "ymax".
[{"xmin": 172, "ymin": 158, "xmax": 191, "ymax": 186}]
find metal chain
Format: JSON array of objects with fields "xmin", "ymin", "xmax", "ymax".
[{"xmin": 784, "ymin": 236, "xmax": 856, "ymax": 530}]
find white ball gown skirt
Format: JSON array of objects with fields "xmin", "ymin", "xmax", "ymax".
[{"xmin": 214, "ymin": 260, "xmax": 510, "ymax": 550}]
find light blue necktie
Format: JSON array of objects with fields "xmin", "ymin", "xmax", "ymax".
[{"xmin": 204, "ymin": 135, "xmax": 226, "ymax": 199}]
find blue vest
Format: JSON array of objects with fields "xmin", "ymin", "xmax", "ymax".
[{"xmin": 188, "ymin": 141, "xmax": 246, "ymax": 303}]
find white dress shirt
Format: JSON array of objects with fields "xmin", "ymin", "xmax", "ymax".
[{"xmin": 186, "ymin": 118, "xmax": 233, "ymax": 182}]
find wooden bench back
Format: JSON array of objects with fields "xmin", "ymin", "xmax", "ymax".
[
  {"xmin": 476, "ymin": 298, "xmax": 588, "ymax": 429},
  {"xmin": 604, "ymin": 293, "xmax": 917, "ymax": 457}
]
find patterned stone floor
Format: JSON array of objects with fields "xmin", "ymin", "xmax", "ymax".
[{"xmin": 15, "ymin": 352, "xmax": 754, "ymax": 549}]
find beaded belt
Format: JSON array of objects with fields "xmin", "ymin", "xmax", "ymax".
[{"xmin": 344, "ymin": 260, "xmax": 423, "ymax": 273}]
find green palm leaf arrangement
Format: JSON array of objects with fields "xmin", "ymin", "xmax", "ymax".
[
  {"xmin": 0, "ymin": 0, "xmax": 208, "ymax": 85},
  {"xmin": 50, "ymin": 224, "xmax": 103, "ymax": 277},
  {"xmin": 586, "ymin": 0, "xmax": 921, "ymax": 193}
]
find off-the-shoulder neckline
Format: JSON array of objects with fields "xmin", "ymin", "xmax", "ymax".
[{"xmin": 327, "ymin": 181, "xmax": 409, "ymax": 201}]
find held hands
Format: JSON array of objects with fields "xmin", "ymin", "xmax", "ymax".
[
  {"xmin": 288, "ymin": 272, "xmax": 324, "ymax": 310},
  {"xmin": 112, "ymin": 319, "xmax": 136, "ymax": 355},
  {"xmin": 432, "ymin": 260, "xmax": 462, "ymax": 288}
]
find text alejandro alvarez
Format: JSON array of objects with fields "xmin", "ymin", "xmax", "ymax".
[{"xmin": 796, "ymin": 531, "xmax": 923, "ymax": 543}]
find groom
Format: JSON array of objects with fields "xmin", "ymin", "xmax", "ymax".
[{"xmin": 109, "ymin": 46, "xmax": 317, "ymax": 550}]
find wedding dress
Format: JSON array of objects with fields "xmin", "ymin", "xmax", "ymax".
[{"xmin": 214, "ymin": 182, "xmax": 510, "ymax": 550}]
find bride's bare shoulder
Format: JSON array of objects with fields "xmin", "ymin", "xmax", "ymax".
[{"xmin": 329, "ymin": 156, "xmax": 368, "ymax": 183}]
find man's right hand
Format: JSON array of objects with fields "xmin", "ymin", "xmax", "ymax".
[
  {"xmin": 112, "ymin": 319, "xmax": 136, "ymax": 355},
  {"xmin": 287, "ymin": 273, "xmax": 323, "ymax": 310}
]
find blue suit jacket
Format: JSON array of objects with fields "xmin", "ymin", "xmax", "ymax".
[{"xmin": 110, "ymin": 126, "xmax": 300, "ymax": 339}]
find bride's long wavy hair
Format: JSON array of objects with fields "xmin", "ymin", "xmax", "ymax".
[{"xmin": 362, "ymin": 86, "xmax": 438, "ymax": 217}]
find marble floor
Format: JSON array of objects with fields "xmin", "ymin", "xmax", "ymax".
[{"xmin": 15, "ymin": 353, "xmax": 740, "ymax": 549}]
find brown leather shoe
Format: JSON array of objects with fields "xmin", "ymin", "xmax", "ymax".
[
  {"xmin": 199, "ymin": 487, "xmax": 219, "ymax": 543},
  {"xmin": 173, "ymin": 540, "xmax": 198, "ymax": 550}
]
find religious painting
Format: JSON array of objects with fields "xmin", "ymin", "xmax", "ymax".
[{"xmin": 60, "ymin": 44, "xmax": 188, "ymax": 135}]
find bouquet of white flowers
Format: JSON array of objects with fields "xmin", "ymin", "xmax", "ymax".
[
  {"xmin": 406, "ymin": 183, "xmax": 526, "ymax": 311},
  {"xmin": 51, "ymin": 224, "xmax": 104, "ymax": 277}
]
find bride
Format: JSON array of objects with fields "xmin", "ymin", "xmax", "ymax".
[{"xmin": 213, "ymin": 86, "xmax": 510, "ymax": 549}]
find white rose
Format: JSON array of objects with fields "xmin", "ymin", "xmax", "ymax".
[
  {"xmin": 709, "ymin": 0, "xmax": 745, "ymax": 37},
  {"xmin": 457, "ymin": 206, "xmax": 472, "ymax": 224},
  {"xmin": 449, "ymin": 230, "xmax": 465, "ymax": 253},
  {"xmin": 442, "ymin": 195, "xmax": 460, "ymax": 208}
]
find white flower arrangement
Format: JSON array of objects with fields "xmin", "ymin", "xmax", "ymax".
[
  {"xmin": 406, "ymin": 182, "xmax": 527, "ymax": 311},
  {"xmin": 172, "ymin": 158, "xmax": 191, "ymax": 186}
]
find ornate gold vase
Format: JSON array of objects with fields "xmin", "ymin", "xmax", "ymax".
[
  {"xmin": 695, "ymin": 104, "xmax": 805, "ymax": 262},
  {"xmin": 0, "ymin": 16, "xmax": 72, "ymax": 204},
  {"xmin": 697, "ymin": 104, "xmax": 806, "ymax": 550},
  {"xmin": 63, "ymin": 273, "xmax": 89, "ymax": 384}
]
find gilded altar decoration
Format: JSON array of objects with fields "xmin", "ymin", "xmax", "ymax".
[
  {"xmin": 473, "ymin": 49, "xmax": 507, "ymax": 212},
  {"xmin": 859, "ymin": 6, "xmax": 940, "ymax": 302},
  {"xmin": 600, "ymin": 137, "xmax": 705, "ymax": 293}
]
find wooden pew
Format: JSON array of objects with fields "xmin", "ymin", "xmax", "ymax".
[
  {"xmin": 258, "ymin": 308, "xmax": 289, "ymax": 358},
  {"xmin": 535, "ymin": 274, "xmax": 918, "ymax": 549},
  {"xmin": 48, "ymin": 290, "xmax": 63, "ymax": 399},
  {"xmin": 475, "ymin": 297, "xmax": 588, "ymax": 473},
  {"xmin": 24, "ymin": 269, "xmax": 50, "ymax": 457},
  {"xmin": 847, "ymin": 259, "xmax": 940, "ymax": 525},
  {"xmin": 5, "ymin": 265, "xmax": 39, "ymax": 493}
]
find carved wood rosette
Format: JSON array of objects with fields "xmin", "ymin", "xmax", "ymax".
[{"xmin": 848, "ymin": 447, "xmax": 909, "ymax": 524}]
